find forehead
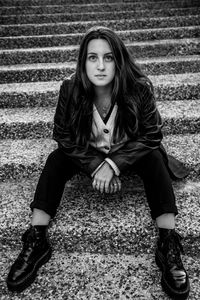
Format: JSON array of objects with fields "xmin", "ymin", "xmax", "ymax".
[{"xmin": 87, "ymin": 38, "xmax": 112, "ymax": 54}]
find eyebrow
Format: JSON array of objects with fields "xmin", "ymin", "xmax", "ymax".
[{"xmin": 87, "ymin": 52, "xmax": 113, "ymax": 55}]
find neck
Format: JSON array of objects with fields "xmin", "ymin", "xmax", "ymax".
[{"xmin": 94, "ymin": 86, "xmax": 112, "ymax": 105}]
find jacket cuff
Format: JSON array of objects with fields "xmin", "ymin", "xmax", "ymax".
[{"xmin": 104, "ymin": 158, "xmax": 120, "ymax": 176}]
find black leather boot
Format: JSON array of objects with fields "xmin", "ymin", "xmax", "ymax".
[
  {"xmin": 6, "ymin": 225, "xmax": 52, "ymax": 292},
  {"xmin": 155, "ymin": 228, "xmax": 190, "ymax": 299}
]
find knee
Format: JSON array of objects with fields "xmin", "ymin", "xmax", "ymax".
[
  {"xmin": 147, "ymin": 149, "xmax": 163, "ymax": 162},
  {"xmin": 45, "ymin": 149, "xmax": 77, "ymax": 177},
  {"xmin": 142, "ymin": 149, "xmax": 166, "ymax": 170},
  {"xmin": 46, "ymin": 150, "xmax": 58, "ymax": 163},
  {"xmin": 45, "ymin": 149, "xmax": 64, "ymax": 170}
]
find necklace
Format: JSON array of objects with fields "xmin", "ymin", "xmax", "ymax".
[
  {"xmin": 102, "ymin": 103, "xmax": 112, "ymax": 119},
  {"xmin": 95, "ymin": 101, "xmax": 112, "ymax": 119}
]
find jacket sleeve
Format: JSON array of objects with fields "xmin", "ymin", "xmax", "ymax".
[
  {"xmin": 53, "ymin": 79, "xmax": 105, "ymax": 176},
  {"xmin": 107, "ymin": 85, "xmax": 163, "ymax": 172}
]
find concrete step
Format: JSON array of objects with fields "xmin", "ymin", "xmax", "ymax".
[
  {"xmin": 1, "ymin": 175, "xmax": 200, "ymax": 244},
  {"xmin": 1, "ymin": 73, "xmax": 199, "ymax": 108},
  {"xmin": 1, "ymin": 0, "xmax": 124, "ymax": 5},
  {"xmin": 1, "ymin": 7, "xmax": 200, "ymax": 25},
  {"xmin": 1, "ymin": 26, "xmax": 200, "ymax": 50},
  {"xmin": 1, "ymin": 249, "xmax": 200, "ymax": 299},
  {"xmin": 0, "ymin": 133, "xmax": 199, "ymax": 181},
  {"xmin": 1, "ymin": 0, "xmax": 200, "ymax": 15},
  {"xmin": 0, "ymin": 80, "xmax": 60, "ymax": 108},
  {"xmin": 0, "ymin": 178, "xmax": 200, "ymax": 252},
  {"xmin": 0, "ymin": 100, "xmax": 200, "ymax": 139},
  {"xmin": 1, "ymin": 15, "xmax": 199, "ymax": 37},
  {"xmin": 0, "ymin": 0, "xmax": 126, "ymax": 7},
  {"xmin": 1, "ymin": 38, "xmax": 200, "ymax": 65},
  {"xmin": 1, "ymin": 166, "xmax": 200, "ymax": 298},
  {"xmin": 0, "ymin": 158, "xmax": 200, "ymax": 248},
  {"xmin": 0, "ymin": 61, "xmax": 75, "ymax": 83},
  {"xmin": 1, "ymin": 180, "xmax": 200, "ymax": 258},
  {"xmin": 1, "ymin": 56, "xmax": 200, "ymax": 83}
]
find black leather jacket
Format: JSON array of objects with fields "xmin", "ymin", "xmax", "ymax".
[{"xmin": 53, "ymin": 78, "xmax": 189, "ymax": 179}]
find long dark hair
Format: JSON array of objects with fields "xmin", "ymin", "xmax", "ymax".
[{"xmin": 69, "ymin": 26, "xmax": 153, "ymax": 145}]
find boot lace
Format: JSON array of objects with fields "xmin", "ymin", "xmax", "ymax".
[{"xmin": 17, "ymin": 228, "xmax": 40, "ymax": 264}]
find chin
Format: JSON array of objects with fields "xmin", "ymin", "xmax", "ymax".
[{"xmin": 93, "ymin": 79, "xmax": 113, "ymax": 87}]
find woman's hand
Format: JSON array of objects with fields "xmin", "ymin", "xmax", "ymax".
[
  {"xmin": 108, "ymin": 176, "xmax": 121, "ymax": 193},
  {"xmin": 92, "ymin": 162, "xmax": 114, "ymax": 193}
]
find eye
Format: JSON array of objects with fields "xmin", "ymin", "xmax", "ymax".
[
  {"xmin": 105, "ymin": 55, "xmax": 114, "ymax": 62},
  {"xmin": 88, "ymin": 55, "xmax": 97, "ymax": 62}
]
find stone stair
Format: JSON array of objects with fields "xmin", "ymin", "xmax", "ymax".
[{"xmin": 0, "ymin": 0, "xmax": 200, "ymax": 299}]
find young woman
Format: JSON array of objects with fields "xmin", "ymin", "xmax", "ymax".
[{"xmin": 7, "ymin": 27, "xmax": 190, "ymax": 299}]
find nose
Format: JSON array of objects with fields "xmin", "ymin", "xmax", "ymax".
[{"xmin": 97, "ymin": 58, "xmax": 105, "ymax": 70}]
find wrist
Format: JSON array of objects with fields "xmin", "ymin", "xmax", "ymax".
[
  {"xmin": 104, "ymin": 161, "xmax": 114, "ymax": 174},
  {"xmin": 104, "ymin": 158, "xmax": 120, "ymax": 176},
  {"xmin": 91, "ymin": 161, "xmax": 105, "ymax": 177}
]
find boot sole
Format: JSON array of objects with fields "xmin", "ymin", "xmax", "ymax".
[
  {"xmin": 155, "ymin": 249, "xmax": 190, "ymax": 299},
  {"xmin": 7, "ymin": 247, "xmax": 52, "ymax": 293}
]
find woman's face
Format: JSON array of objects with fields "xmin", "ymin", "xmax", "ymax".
[{"xmin": 85, "ymin": 38, "xmax": 116, "ymax": 89}]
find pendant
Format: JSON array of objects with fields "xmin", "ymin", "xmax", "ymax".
[
  {"xmin": 95, "ymin": 100, "xmax": 111, "ymax": 119},
  {"xmin": 102, "ymin": 105, "xmax": 110, "ymax": 119},
  {"xmin": 102, "ymin": 112, "xmax": 107, "ymax": 119}
]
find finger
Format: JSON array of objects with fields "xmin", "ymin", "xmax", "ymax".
[
  {"xmin": 99, "ymin": 181, "xmax": 105, "ymax": 194},
  {"xmin": 93, "ymin": 179, "xmax": 101, "ymax": 191},
  {"xmin": 112, "ymin": 177, "xmax": 119, "ymax": 193},
  {"xmin": 112, "ymin": 182, "xmax": 118, "ymax": 193},
  {"xmin": 117, "ymin": 182, "xmax": 121, "ymax": 192},
  {"xmin": 92, "ymin": 179, "xmax": 97, "ymax": 189},
  {"xmin": 115, "ymin": 178, "xmax": 121, "ymax": 191},
  {"xmin": 104, "ymin": 181, "xmax": 110, "ymax": 193},
  {"xmin": 93, "ymin": 179, "xmax": 99, "ymax": 190},
  {"xmin": 109, "ymin": 183, "xmax": 114, "ymax": 194}
]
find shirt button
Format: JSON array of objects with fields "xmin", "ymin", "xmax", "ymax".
[
  {"xmin": 103, "ymin": 129, "xmax": 109, "ymax": 134},
  {"xmin": 104, "ymin": 146, "xmax": 110, "ymax": 150}
]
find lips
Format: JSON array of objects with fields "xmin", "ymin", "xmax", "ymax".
[{"xmin": 95, "ymin": 74, "xmax": 106, "ymax": 78}]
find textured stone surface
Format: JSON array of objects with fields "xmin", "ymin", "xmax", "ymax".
[
  {"xmin": 140, "ymin": 55, "xmax": 200, "ymax": 76},
  {"xmin": 1, "ymin": 177, "xmax": 200, "ymax": 298},
  {"xmin": 0, "ymin": 62, "xmax": 75, "ymax": 83},
  {"xmin": 152, "ymin": 72, "xmax": 200, "ymax": 101},
  {"xmin": 1, "ymin": 0, "xmax": 200, "ymax": 15},
  {"xmin": 0, "ymin": 82, "xmax": 59, "ymax": 108},
  {"xmin": 1, "ymin": 46, "xmax": 79, "ymax": 65},
  {"xmin": 158, "ymin": 99, "xmax": 200, "ymax": 134},
  {"xmin": 0, "ymin": 100, "xmax": 200, "ymax": 138},
  {"xmin": 1, "ymin": 0, "xmax": 123, "ymax": 5},
  {"xmin": 0, "ymin": 177, "xmax": 200, "ymax": 251},
  {"xmin": 1, "ymin": 26, "xmax": 199, "ymax": 50},
  {"xmin": 1, "ymin": 15, "xmax": 199, "ymax": 37},
  {"xmin": 1, "ymin": 7, "xmax": 200, "ymax": 25},
  {"xmin": 0, "ymin": 73, "xmax": 199, "ymax": 108},
  {"xmin": 0, "ymin": 138, "xmax": 57, "ymax": 180},
  {"xmin": 162, "ymin": 134, "xmax": 200, "ymax": 178},
  {"xmin": 1, "ymin": 56, "xmax": 200, "ymax": 83},
  {"xmin": 1, "ymin": 250, "xmax": 200, "ymax": 300},
  {"xmin": 1, "ymin": 38, "xmax": 199, "ymax": 65}
]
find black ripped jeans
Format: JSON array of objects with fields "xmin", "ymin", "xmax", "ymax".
[{"xmin": 30, "ymin": 148, "xmax": 178, "ymax": 220}]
